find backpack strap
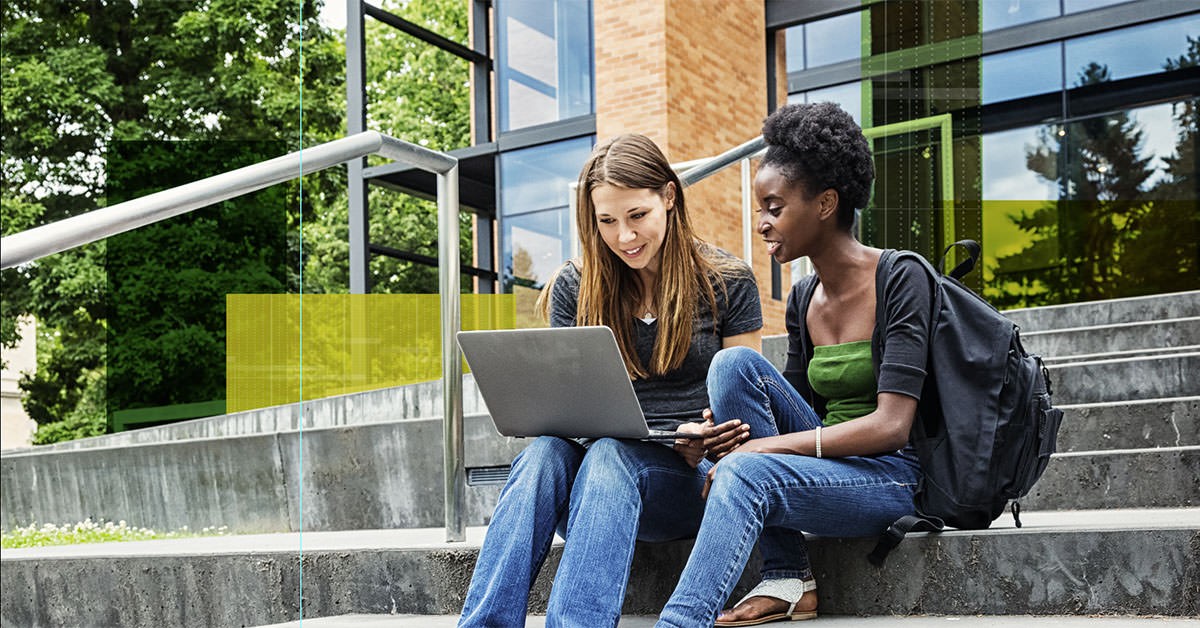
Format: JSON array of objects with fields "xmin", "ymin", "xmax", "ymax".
[
  {"xmin": 868, "ymin": 514, "xmax": 945, "ymax": 567},
  {"xmin": 939, "ymin": 240, "xmax": 981, "ymax": 280},
  {"xmin": 869, "ymin": 248, "xmax": 946, "ymax": 567}
]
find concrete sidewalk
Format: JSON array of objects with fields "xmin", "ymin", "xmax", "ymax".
[{"xmin": 257, "ymin": 614, "xmax": 1200, "ymax": 627}]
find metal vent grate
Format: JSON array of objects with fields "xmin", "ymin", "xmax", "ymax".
[{"xmin": 467, "ymin": 465, "xmax": 512, "ymax": 486}]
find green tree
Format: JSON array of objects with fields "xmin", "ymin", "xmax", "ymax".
[
  {"xmin": 1, "ymin": 0, "xmax": 344, "ymax": 441},
  {"xmin": 104, "ymin": 140, "xmax": 290, "ymax": 411}
]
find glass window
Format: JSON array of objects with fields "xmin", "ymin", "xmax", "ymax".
[
  {"xmin": 499, "ymin": 137, "xmax": 593, "ymax": 216},
  {"xmin": 499, "ymin": 137, "xmax": 593, "ymax": 302},
  {"xmin": 982, "ymin": 43, "xmax": 1063, "ymax": 104},
  {"xmin": 982, "ymin": 126, "xmax": 1060, "ymax": 202},
  {"xmin": 805, "ymin": 11, "xmax": 863, "ymax": 69},
  {"xmin": 982, "ymin": 0, "xmax": 1060, "ymax": 31},
  {"xmin": 496, "ymin": 0, "xmax": 594, "ymax": 133},
  {"xmin": 1065, "ymin": 15, "xmax": 1200, "ymax": 86},
  {"xmin": 784, "ymin": 25, "xmax": 804, "ymax": 72},
  {"xmin": 981, "ymin": 100, "xmax": 1199, "ymax": 307},
  {"xmin": 503, "ymin": 207, "xmax": 572, "ymax": 289},
  {"xmin": 785, "ymin": 11, "xmax": 863, "ymax": 74},
  {"xmin": 503, "ymin": 208, "xmax": 573, "ymax": 326},
  {"xmin": 1063, "ymin": 0, "xmax": 1135, "ymax": 15},
  {"xmin": 801, "ymin": 82, "xmax": 864, "ymax": 124}
]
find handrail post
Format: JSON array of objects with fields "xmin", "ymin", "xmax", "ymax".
[
  {"xmin": 741, "ymin": 157, "xmax": 753, "ymax": 264},
  {"xmin": 347, "ymin": 0, "xmax": 369, "ymax": 294},
  {"xmin": 439, "ymin": 164, "xmax": 465, "ymax": 543}
]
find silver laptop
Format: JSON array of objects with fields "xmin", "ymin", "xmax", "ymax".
[{"xmin": 457, "ymin": 326, "xmax": 703, "ymax": 441}]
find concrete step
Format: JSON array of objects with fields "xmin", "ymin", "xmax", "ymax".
[
  {"xmin": 1004, "ymin": 290, "xmax": 1200, "ymax": 332},
  {"xmin": 1041, "ymin": 345, "xmax": 1200, "ymax": 365},
  {"xmin": 1, "ymin": 414, "xmax": 519, "ymax": 535},
  {"xmin": 4, "ymin": 509, "xmax": 1197, "ymax": 626},
  {"xmin": 1057, "ymin": 397, "xmax": 1198, "ymax": 452},
  {"xmin": 5, "ymin": 397, "xmax": 1194, "ymax": 538},
  {"xmin": 1048, "ymin": 352, "xmax": 1200, "ymax": 405},
  {"xmin": 1022, "ymin": 317, "xmax": 1200, "ymax": 360},
  {"xmin": 1023, "ymin": 445, "xmax": 1200, "ymax": 511},
  {"xmin": 254, "ymin": 614, "xmax": 1200, "ymax": 627}
]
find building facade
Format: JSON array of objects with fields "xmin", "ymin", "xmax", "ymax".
[{"xmin": 356, "ymin": 0, "xmax": 1199, "ymax": 334}]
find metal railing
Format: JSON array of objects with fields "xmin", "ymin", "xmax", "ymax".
[
  {"xmin": 0, "ymin": 130, "xmax": 470, "ymax": 543},
  {"xmin": 675, "ymin": 136, "xmax": 766, "ymax": 265}
]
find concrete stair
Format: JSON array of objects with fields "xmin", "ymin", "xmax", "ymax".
[
  {"xmin": 2, "ymin": 290, "xmax": 1199, "ymax": 626},
  {"xmin": 3, "ymin": 509, "xmax": 1196, "ymax": 627}
]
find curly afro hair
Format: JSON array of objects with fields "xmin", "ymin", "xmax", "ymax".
[{"xmin": 761, "ymin": 102, "xmax": 875, "ymax": 231}]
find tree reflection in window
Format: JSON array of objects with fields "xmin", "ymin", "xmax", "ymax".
[{"xmin": 988, "ymin": 45, "xmax": 1199, "ymax": 308}]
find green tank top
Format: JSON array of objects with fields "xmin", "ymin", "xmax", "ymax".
[{"xmin": 807, "ymin": 339, "xmax": 877, "ymax": 426}]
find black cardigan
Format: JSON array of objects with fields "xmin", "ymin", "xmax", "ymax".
[{"xmin": 782, "ymin": 252, "xmax": 936, "ymax": 422}]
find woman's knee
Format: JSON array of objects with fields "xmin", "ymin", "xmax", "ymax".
[
  {"xmin": 710, "ymin": 346, "xmax": 760, "ymax": 370},
  {"xmin": 510, "ymin": 436, "xmax": 581, "ymax": 483},
  {"xmin": 708, "ymin": 346, "xmax": 769, "ymax": 387},
  {"xmin": 714, "ymin": 451, "xmax": 759, "ymax": 475},
  {"xmin": 577, "ymin": 438, "xmax": 637, "ymax": 478},
  {"xmin": 709, "ymin": 452, "xmax": 768, "ymax": 498},
  {"xmin": 573, "ymin": 439, "xmax": 652, "ymax": 499}
]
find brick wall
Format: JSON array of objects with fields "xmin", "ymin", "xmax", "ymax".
[{"xmin": 595, "ymin": 0, "xmax": 788, "ymax": 334}]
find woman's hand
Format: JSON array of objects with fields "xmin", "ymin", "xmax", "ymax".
[
  {"xmin": 700, "ymin": 408, "xmax": 750, "ymax": 460},
  {"xmin": 673, "ymin": 421, "xmax": 708, "ymax": 468}
]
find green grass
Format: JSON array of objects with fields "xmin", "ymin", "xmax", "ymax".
[{"xmin": 1, "ymin": 518, "xmax": 229, "ymax": 549}]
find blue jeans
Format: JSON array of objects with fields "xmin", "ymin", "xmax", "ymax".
[
  {"xmin": 656, "ymin": 347, "xmax": 920, "ymax": 627},
  {"xmin": 459, "ymin": 435, "xmax": 710, "ymax": 628}
]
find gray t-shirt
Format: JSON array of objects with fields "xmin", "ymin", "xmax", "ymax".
[{"xmin": 548, "ymin": 250, "xmax": 762, "ymax": 432}]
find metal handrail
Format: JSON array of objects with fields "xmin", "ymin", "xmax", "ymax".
[
  {"xmin": 676, "ymin": 136, "xmax": 765, "ymax": 187},
  {"xmin": 676, "ymin": 136, "xmax": 766, "ymax": 265},
  {"xmin": 0, "ymin": 130, "xmax": 469, "ymax": 542},
  {"xmin": 1, "ymin": 132, "xmax": 450, "ymax": 268}
]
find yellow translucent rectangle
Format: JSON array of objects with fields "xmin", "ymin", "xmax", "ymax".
[{"xmin": 226, "ymin": 294, "xmax": 516, "ymax": 413}]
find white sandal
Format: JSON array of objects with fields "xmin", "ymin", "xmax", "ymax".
[{"xmin": 714, "ymin": 578, "xmax": 818, "ymax": 626}]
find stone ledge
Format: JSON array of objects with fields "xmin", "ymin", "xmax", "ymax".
[
  {"xmin": 1024, "ymin": 446, "xmax": 1200, "ymax": 510},
  {"xmin": 1004, "ymin": 291, "xmax": 1200, "ymax": 332},
  {"xmin": 1056, "ymin": 397, "xmax": 1198, "ymax": 451},
  {"xmin": 3, "ymin": 510, "xmax": 1196, "ymax": 627}
]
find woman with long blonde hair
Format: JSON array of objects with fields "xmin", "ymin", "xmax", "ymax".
[{"xmin": 458, "ymin": 134, "xmax": 762, "ymax": 627}]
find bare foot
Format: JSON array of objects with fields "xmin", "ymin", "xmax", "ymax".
[{"xmin": 716, "ymin": 589, "xmax": 818, "ymax": 624}]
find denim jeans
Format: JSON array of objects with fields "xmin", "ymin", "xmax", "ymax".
[
  {"xmin": 656, "ymin": 347, "xmax": 920, "ymax": 628},
  {"xmin": 459, "ymin": 435, "xmax": 710, "ymax": 628}
]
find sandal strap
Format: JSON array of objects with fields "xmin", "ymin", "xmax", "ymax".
[{"xmin": 735, "ymin": 577, "xmax": 817, "ymax": 613}]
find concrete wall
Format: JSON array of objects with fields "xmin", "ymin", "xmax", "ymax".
[
  {"xmin": 11, "ymin": 374, "xmax": 488, "ymax": 454},
  {"xmin": 1, "ymin": 414, "xmax": 525, "ymax": 533}
]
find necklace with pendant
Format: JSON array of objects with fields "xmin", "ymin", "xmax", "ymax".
[{"xmin": 638, "ymin": 291, "xmax": 655, "ymax": 323}]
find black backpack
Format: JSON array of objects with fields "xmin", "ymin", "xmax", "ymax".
[{"xmin": 867, "ymin": 241, "xmax": 1064, "ymax": 566}]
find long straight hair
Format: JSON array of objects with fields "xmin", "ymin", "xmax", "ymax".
[{"xmin": 541, "ymin": 134, "xmax": 730, "ymax": 379}]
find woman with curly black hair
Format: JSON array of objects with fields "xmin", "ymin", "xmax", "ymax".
[{"xmin": 655, "ymin": 102, "xmax": 933, "ymax": 627}]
